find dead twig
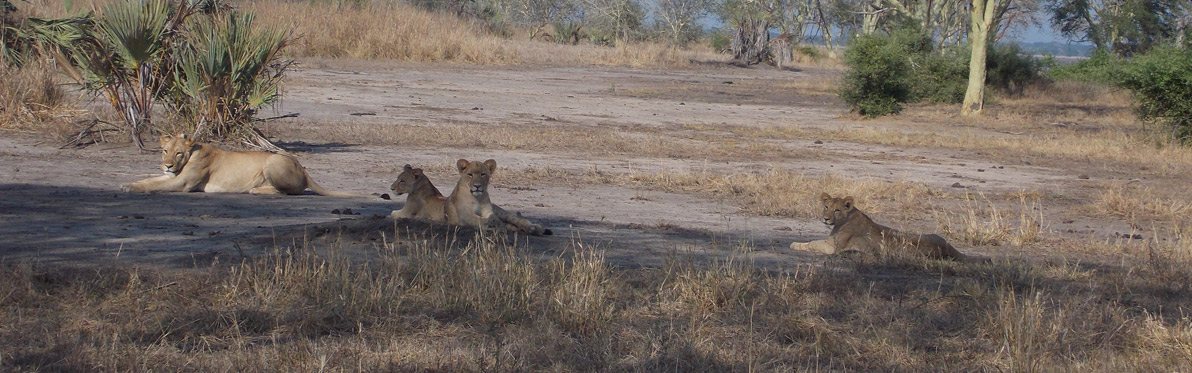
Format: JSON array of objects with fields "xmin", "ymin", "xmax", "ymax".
[{"xmin": 60, "ymin": 118, "xmax": 121, "ymax": 149}]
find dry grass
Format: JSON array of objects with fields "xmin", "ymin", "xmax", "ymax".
[
  {"xmin": 0, "ymin": 60, "xmax": 71, "ymax": 132},
  {"xmin": 512, "ymin": 40, "xmax": 724, "ymax": 68},
  {"xmin": 935, "ymin": 192, "xmax": 1047, "ymax": 248},
  {"xmin": 616, "ymin": 169, "xmax": 936, "ymax": 219},
  {"xmin": 243, "ymin": 0, "xmax": 725, "ymax": 68},
  {"xmin": 1089, "ymin": 183, "xmax": 1192, "ymax": 223},
  {"xmin": 3, "ymin": 231, "xmax": 1191, "ymax": 371},
  {"xmin": 277, "ymin": 121, "xmax": 819, "ymax": 163},
  {"xmin": 247, "ymin": 1, "xmax": 517, "ymax": 64},
  {"xmin": 0, "ymin": 58, "xmax": 86, "ymax": 138}
]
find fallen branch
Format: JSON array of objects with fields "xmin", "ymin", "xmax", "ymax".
[{"xmin": 60, "ymin": 119, "xmax": 121, "ymax": 149}]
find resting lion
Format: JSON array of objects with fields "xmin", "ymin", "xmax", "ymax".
[
  {"xmin": 443, "ymin": 159, "xmax": 552, "ymax": 236},
  {"xmin": 790, "ymin": 193, "xmax": 965, "ymax": 260},
  {"xmin": 120, "ymin": 133, "xmax": 362, "ymax": 197},
  {"xmin": 389, "ymin": 164, "xmax": 448, "ymax": 221}
]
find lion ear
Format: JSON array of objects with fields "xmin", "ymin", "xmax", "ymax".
[
  {"xmin": 842, "ymin": 196, "xmax": 854, "ymax": 209},
  {"xmin": 456, "ymin": 159, "xmax": 470, "ymax": 173},
  {"xmin": 820, "ymin": 192, "xmax": 831, "ymax": 202},
  {"xmin": 178, "ymin": 133, "xmax": 188, "ymax": 140},
  {"xmin": 483, "ymin": 159, "xmax": 496, "ymax": 172},
  {"xmin": 160, "ymin": 134, "xmax": 173, "ymax": 143},
  {"xmin": 403, "ymin": 164, "xmax": 413, "ymax": 171}
]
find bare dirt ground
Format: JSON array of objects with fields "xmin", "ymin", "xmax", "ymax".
[{"xmin": 0, "ymin": 59, "xmax": 1150, "ymax": 270}]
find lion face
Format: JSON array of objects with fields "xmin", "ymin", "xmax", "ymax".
[
  {"xmin": 819, "ymin": 192, "xmax": 855, "ymax": 226},
  {"xmin": 391, "ymin": 164, "xmax": 423, "ymax": 195},
  {"xmin": 159, "ymin": 133, "xmax": 197, "ymax": 175},
  {"xmin": 456, "ymin": 158, "xmax": 496, "ymax": 197}
]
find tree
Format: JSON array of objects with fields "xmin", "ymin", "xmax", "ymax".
[
  {"xmin": 720, "ymin": 0, "xmax": 782, "ymax": 64},
  {"xmin": 583, "ymin": 0, "xmax": 644, "ymax": 44},
  {"xmin": 962, "ymin": 0, "xmax": 1011, "ymax": 116},
  {"xmin": 494, "ymin": 0, "xmax": 581, "ymax": 39},
  {"xmin": 1047, "ymin": 0, "xmax": 1188, "ymax": 56},
  {"xmin": 654, "ymin": 0, "xmax": 713, "ymax": 46}
]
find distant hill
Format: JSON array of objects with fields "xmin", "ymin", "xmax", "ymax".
[{"xmin": 1014, "ymin": 41, "xmax": 1096, "ymax": 57}]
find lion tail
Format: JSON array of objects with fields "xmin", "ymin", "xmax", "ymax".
[
  {"xmin": 493, "ymin": 205, "xmax": 552, "ymax": 236},
  {"xmin": 304, "ymin": 172, "xmax": 370, "ymax": 198}
]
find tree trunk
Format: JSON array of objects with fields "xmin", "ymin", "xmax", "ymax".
[
  {"xmin": 962, "ymin": 0, "xmax": 999, "ymax": 116},
  {"xmin": 731, "ymin": 18, "xmax": 770, "ymax": 65}
]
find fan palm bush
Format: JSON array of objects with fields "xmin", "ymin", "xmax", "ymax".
[
  {"xmin": 168, "ymin": 12, "xmax": 289, "ymax": 146},
  {"xmin": 26, "ymin": 0, "xmax": 290, "ymax": 149}
]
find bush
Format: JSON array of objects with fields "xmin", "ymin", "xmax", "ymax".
[
  {"xmin": 841, "ymin": 26, "xmax": 1046, "ymax": 117},
  {"xmin": 28, "ymin": 0, "xmax": 291, "ymax": 149},
  {"xmin": 1117, "ymin": 45, "xmax": 1192, "ymax": 143},
  {"xmin": 1046, "ymin": 48, "xmax": 1122, "ymax": 84},
  {"xmin": 839, "ymin": 30, "xmax": 916, "ymax": 117},
  {"xmin": 986, "ymin": 43, "xmax": 1043, "ymax": 95},
  {"xmin": 912, "ymin": 48, "xmax": 969, "ymax": 104}
]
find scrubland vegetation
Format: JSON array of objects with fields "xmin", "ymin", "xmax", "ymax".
[{"xmin": 3, "ymin": 0, "xmax": 1192, "ymax": 371}]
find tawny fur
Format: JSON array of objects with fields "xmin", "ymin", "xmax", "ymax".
[
  {"xmin": 389, "ymin": 164, "xmax": 448, "ymax": 221},
  {"xmin": 790, "ymin": 192, "xmax": 965, "ymax": 260},
  {"xmin": 120, "ymin": 134, "xmax": 362, "ymax": 197},
  {"xmin": 443, "ymin": 158, "xmax": 551, "ymax": 236}
]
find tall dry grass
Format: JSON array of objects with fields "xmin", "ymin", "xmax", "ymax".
[
  {"xmin": 246, "ymin": 0, "xmax": 517, "ymax": 64},
  {"xmin": 3, "ymin": 231, "xmax": 1190, "ymax": 371},
  {"xmin": 935, "ymin": 192, "xmax": 1046, "ymax": 248},
  {"xmin": 620, "ymin": 169, "xmax": 936, "ymax": 219},
  {"xmin": 244, "ymin": 0, "xmax": 724, "ymax": 67},
  {"xmin": 0, "ymin": 59, "xmax": 77, "ymax": 135}
]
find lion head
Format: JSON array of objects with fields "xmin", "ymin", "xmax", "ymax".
[
  {"xmin": 159, "ymin": 133, "xmax": 198, "ymax": 175},
  {"xmin": 819, "ymin": 192, "xmax": 856, "ymax": 226},
  {"xmin": 455, "ymin": 158, "xmax": 496, "ymax": 197},
  {"xmin": 391, "ymin": 164, "xmax": 425, "ymax": 196}
]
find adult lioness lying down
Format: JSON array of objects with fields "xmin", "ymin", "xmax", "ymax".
[
  {"xmin": 389, "ymin": 160, "xmax": 552, "ymax": 236},
  {"xmin": 121, "ymin": 134, "xmax": 361, "ymax": 197},
  {"xmin": 790, "ymin": 193, "xmax": 965, "ymax": 260}
]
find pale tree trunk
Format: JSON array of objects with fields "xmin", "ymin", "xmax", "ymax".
[{"xmin": 962, "ymin": 0, "xmax": 1001, "ymax": 116}]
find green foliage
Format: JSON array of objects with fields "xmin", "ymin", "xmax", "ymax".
[
  {"xmin": 27, "ymin": 0, "xmax": 291, "ymax": 147},
  {"xmin": 842, "ymin": 25, "xmax": 1047, "ymax": 117},
  {"xmin": 0, "ymin": 0, "xmax": 30, "ymax": 67},
  {"xmin": 550, "ymin": 21, "xmax": 583, "ymax": 44},
  {"xmin": 840, "ymin": 30, "xmax": 915, "ymax": 117},
  {"xmin": 986, "ymin": 43, "xmax": 1044, "ymax": 96},
  {"xmin": 169, "ymin": 12, "xmax": 290, "ymax": 140},
  {"xmin": 1117, "ymin": 45, "xmax": 1192, "ymax": 143},
  {"xmin": 1046, "ymin": 48, "xmax": 1123, "ymax": 84},
  {"xmin": 911, "ymin": 48, "xmax": 969, "ymax": 104},
  {"xmin": 707, "ymin": 31, "xmax": 730, "ymax": 53},
  {"xmin": 26, "ymin": 0, "xmax": 177, "ymax": 148}
]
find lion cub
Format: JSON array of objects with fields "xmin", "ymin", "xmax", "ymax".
[
  {"xmin": 791, "ymin": 193, "xmax": 965, "ymax": 260},
  {"xmin": 446, "ymin": 159, "xmax": 551, "ymax": 236},
  {"xmin": 388, "ymin": 159, "xmax": 551, "ymax": 236},
  {"xmin": 389, "ymin": 164, "xmax": 449, "ymax": 221}
]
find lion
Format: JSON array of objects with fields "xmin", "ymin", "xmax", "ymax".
[
  {"xmin": 120, "ymin": 133, "xmax": 362, "ymax": 197},
  {"xmin": 389, "ymin": 164, "xmax": 449, "ymax": 221},
  {"xmin": 790, "ymin": 192, "xmax": 965, "ymax": 260},
  {"xmin": 444, "ymin": 158, "xmax": 552, "ymax": 236}
]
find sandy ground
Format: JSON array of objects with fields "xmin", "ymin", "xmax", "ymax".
[{"xmin": 0, "ymin": 61, "xmax": 1133, "ymax": 270}]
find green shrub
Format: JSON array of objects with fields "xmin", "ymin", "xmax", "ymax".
[
  {"xmin": 839, "ymin": 30, "xmax": 916, "ymax": 117},
  {"xmin": 841, "ymin": 26, "xmax": 1046, "ymax": 117},
  {"xmin": 708, "ymin": 31, "xmax": 731, "ymax": 53},
  {"xmin": 912, "ymin": 48, "xmax": 969, "ymax": 104},
  {"xmin": 1047, "ymin": 48, "xmax": 1122, "ymax": 84},
  {"xmin": 1117, "ymin": 45, "xmax": 1192, "ymax": 143},
  {"xmin": 986, "ymin": 43, "xmax": 1043, "ymax": 95},
  {"xmin": 28, "ymin": 0, "xmax": 291, "ymax": 148}
]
